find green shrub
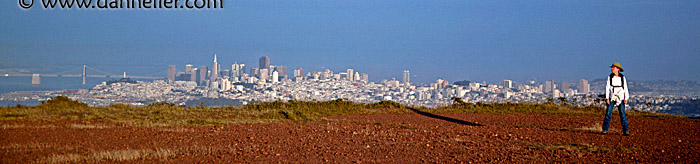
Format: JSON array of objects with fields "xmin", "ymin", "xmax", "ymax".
[{"xmin": 37, "ymin": 96, "xmax": 88, "ymax": 109}]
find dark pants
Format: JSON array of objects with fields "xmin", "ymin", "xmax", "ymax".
[{"xmin": 602, "ymin": 101, "xmax": 629, "ymax": 133}]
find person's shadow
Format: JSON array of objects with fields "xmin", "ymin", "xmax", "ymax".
[{"xmin": 408, "ymin": 108, "xmax": 484, "ymax": 126}]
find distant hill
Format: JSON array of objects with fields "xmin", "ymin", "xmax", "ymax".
[{"xmin": 590, "ymin": 79, "xmax": 700, "ymax": 97}]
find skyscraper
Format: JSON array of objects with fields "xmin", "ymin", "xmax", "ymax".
[
  {"xmin": 231, "ymin": 63, "xmax": 240, "ymax": 78},
  {"xmin": 560, "ymin": 81, "xmax": 570, "ymax": 92},
  {"xmin": 251, "ymin": 68, "xmax": 259, "ymax": 78},
  {"xmin": 190, "ymin": 68, "xmax": 198, "ymax": 82},
  {"xmin": 361, "ymin": 73, "xmax": 369, "ymax": 82},
  {"xmin": 275, "ymin": 66, "xmax": 287, "ymax": 79},
  {"xmin": 259, "ymin": 68, "xmax": 269, "ymax": 83},
  {"xmin": 167, "ymin": 65, "xmax": 176, "ymax": 82},
  {"xmin": 185, "ymin": 64, "xmax": 193, "ymax": 73},
  {"xmin": 211, "ymin": 54, "xmax": 219, "ymax": 80},
  {"xmin": 354, "ymin": 72, "xmax": 360, "ymax": 82},
  {"xmin": 232, "ymin": 62, "xmax": 246, "ymax": 78},
  {"xmin": 199, "ymin": 66, "xmax": 207, "ymax": 86},
  {"xmin": 259, "ymin": 56, "xmax": 270, "ymax": 69},
  {"xmin": 347, "ymin": 69, "xmax": 354, "ymax": 81},
  {"xmin": 503, "ymin": 80, "xmax": 512, "ymax": 88},
  {"xmin": 294, "ymin": 68, "xmax": 304, "ymax": 81},
  {"xmin": 544, "ymin": 80, "xmax": 554, "ymax": 94},
  {"xmin": 402, "ymin": 70, "xmax": 410, "ymax": 84},
  {"xmin": 579, "ymin": 79, "xmax": 590, "ymax": 95},
  {"xmin": 272, "ymin": 71, "xmax": 279, "ymax": 83},
  {"xmin": 293, "ymin": 68, "xmax": 304, "ymax": 77}
]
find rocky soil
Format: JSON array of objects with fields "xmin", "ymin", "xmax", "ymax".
[{"xmin": 2, "ymin": 112, "xmax": 698, "ymax": 163}]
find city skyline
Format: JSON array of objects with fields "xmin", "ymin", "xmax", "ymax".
[
  {"xmin": 2, "ymin": 1, "xmax": 700, "ymax": 83},
  {"xmin": 161, "ymin": 54, "xmax": 600, "ymax": 86}
]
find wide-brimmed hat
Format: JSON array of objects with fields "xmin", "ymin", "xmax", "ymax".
[{"xmin": 610, "ymin": 62, "xmax": 624, "ymax": 72}]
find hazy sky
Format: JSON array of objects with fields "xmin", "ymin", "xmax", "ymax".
[{"xmin": 2, "ymin": 0, "xmax": 699, "ymax": 84}]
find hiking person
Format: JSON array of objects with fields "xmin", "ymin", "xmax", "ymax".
[{"xmin": 602, "ymin": 62, "xmax": 630, "ymax": 136}]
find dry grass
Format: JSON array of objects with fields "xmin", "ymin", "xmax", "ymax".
[
  {"xmin": 1, "ymin": 142, "xmax": 74, "ymax": 153},
  {"xmin": 2, "ymin": 124, "xmax": 57, "ymax": 129},
  {"xmin": 41, "ymin": 148, "xmax": 177, "ymax": 163},
  {"xmin": 69, "ymin": 124, "xmax": 111, "ymax": 129},
  {"xmin": 159, "ymin": 127, "xmax": 195, "ymax": 133},
  {"xmin": 38, "ymin": 125, "xmax": 57, "ymax": 128},
  {"xmin": 576, "ymin": 123, "xmax": 603, "ymax": 132},
  {"xmin": 1, "ymin": 124, "xmax": 26, "ymax": 129},
  {"xmin": 39, "ymin": 146, "xmax": 226, "ymax": 163},
  {"xmin": 0, "ymin": 96, "xmax": 678, "ymax": 127},
  {"xmin": 2, "ymin": 142, "xmax": 53, "ymax": 152}
]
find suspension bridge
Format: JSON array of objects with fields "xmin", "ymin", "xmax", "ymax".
[{"xmin": 2, "ymin": 65, "xmax": 165, "ymax": 85}]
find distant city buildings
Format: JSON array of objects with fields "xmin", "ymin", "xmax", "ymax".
[
  {"xmin": 503, "ymin": 80, "xmax": 512, "ymax": 89},
  {"xmin": 211, "ymin": 54, "xmax": 220, "ymax": 81},
  {"xmin": 7, "ymin": 54, "xmax": 697, "ymax": 117},
  {"xmin": 403, "ymin": 70, "xmax": 410, "ymax": 84},
  {"xmin": 294, "ymin": 68, "xmax": 304, "ymax": 81},
  {"xmin": 545, "ymin": 80, "xmax": 555, "ymax": 95},
  {"xmin": 259, "ymin": 56, "xmax": 270, "ymax": 69},
  {"xmin": 275, "ymin": 66, "xmax": 287, "ymax": 80},
  {"xmin": 185, "ymin": 64, "xmax": 193, "ymax": 73},
  {"xmin": 560, "ymin": 81, "xmax": 570, "ymax": 93},
  {"xmin": 167, "ymin": 65, "xmax": 176, "ymax": 82},
  {"xmin": 580, "ymin": 79, "xmax": 590, "ymax": 94},
  {"xmin": 198, "ymin": 66, "xmax": 207, "ymax": 86},
  {"xmin": 346, "ymin": 69, "xmax": 354, "ymax": 81},
  {"xmin": 161, "ymin": 55, "xmax": 611, "ymax": 107}
]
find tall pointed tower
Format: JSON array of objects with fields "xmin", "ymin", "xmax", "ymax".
[{"xmin": 211, "ymin": 54, "xmax": 219, "ymax": 80}]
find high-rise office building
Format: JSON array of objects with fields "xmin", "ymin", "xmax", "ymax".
[
  {"xmin": 361, "ymin": 73, "xmax": 369, "ymax": 82},
  {"xmin": 185, "ymin": 64, "xmax": 193, "ymax": 73},
  {"xmin": 259, "ymin": 56, "xmax": 270, "ymax": 69},
  {"xmin": 579, "ymin": 79, "xmax": 590, "ymax": 94},
  {"xmin": 272, "ymin": 71, "xmax": 279, "ymax": 83},
  {"xmin": 293, "ymin": 68, "xmax": 304, "ymax": 77},
  {"xmin": 275, "ymin": 66, "xmax": 287, "ymax": 79},
  {"xmin": 402, "ymin": 70, "xmax": 410, "ymax": 84},
  {"xmin": 211, "ymin": 54, "xmax": 219, "ymax": 80},
  {"xmin": 221, "ymin": 69, "xmax": 230, "ymax": 78},
  {"xmin": 503, "ymin": 80, "xmax": 512, "ymax": 88},
  {"xmin": 232, "ymin": 63, "xmax": 242, "ymax": 78},
  {"xmin": 251, "ymin": 68, "xmax": 260, "ymax": 78},
  {"xmin": 199, "ymin": 66, "xmax": 208, "ymax": 86},
  {"xmin": 190, "ymin": 68, "xmax": 198, "ymax": 82},
  {"xmin": 167, "ymin": 65, "xmax": 176, "ymax": 82},
  {"xmin": 354, "ymin": 72, "xmax": 360, "ymax": 82},
  {"xmin": 560, "ymin": 81, "xmax": 570, "ymax": 92},
  {"xmin": 259, "ymin": 68, "xmax": 269, "ymax": 83},
  {"xmin": 544, "ymin": 80, "xmax": 555, "ymax": 94},
  {"xmin": 347, "ymin": 69, "xmax": 354, "ymax": 81},
  {"xmin": 294, "ymin": 68, "xmax": 304, "ymax": 81},
  {"xmin": 240, "ymin": 64, "xmax": 246, "ymax": 75}
]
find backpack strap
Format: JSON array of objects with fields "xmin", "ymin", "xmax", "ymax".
[
  {"xmin": 620, "ymin": 73, "xmax": 624, "ymax": 89},
  {"xmin": 609, "ymin": 73, "xmax": 625, "ymax": 89}
]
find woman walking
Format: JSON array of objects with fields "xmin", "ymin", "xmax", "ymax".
[{"xmin": 602, "ymin": 62, "xmax": 630, "ymax": 136}]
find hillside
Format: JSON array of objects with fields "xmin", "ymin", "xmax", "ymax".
[{"xmin": 1, "ymin": 97, "xmax": 698, "ymax": 163}]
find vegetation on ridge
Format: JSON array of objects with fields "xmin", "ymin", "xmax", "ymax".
[{"xmin": 0, "ymin": 96, "xmax": 678, "ymax": 126}]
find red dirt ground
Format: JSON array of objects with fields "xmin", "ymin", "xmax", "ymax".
[{"xmin": 1, "ymin": 112, "xmax": 699, "ymax": 163}]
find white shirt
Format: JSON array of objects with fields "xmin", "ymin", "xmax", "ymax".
[{"xmin": 605, "ymin": 75, "xmax": 629, "ymax": 103}]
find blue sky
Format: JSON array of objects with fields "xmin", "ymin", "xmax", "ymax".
[{"xmin": 2, "ymin": 0, "xmax": 699, "ymax": 84}]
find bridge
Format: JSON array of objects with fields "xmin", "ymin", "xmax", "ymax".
[{"xmin": 3, "ymin": 65, "xmax": 165, "ymax": 85}]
